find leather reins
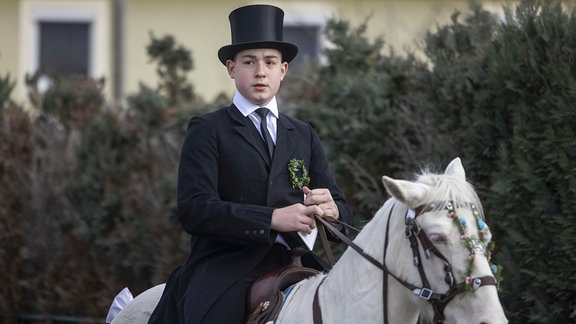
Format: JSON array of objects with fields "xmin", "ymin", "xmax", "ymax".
[{"xmin": 312, "ymin": 202, "xmax": 498, "ymax": 324}]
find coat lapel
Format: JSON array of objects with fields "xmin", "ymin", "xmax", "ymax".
[
  {"xmin": 227, "ymin": 105, "xmax": 272, "ymax": 166},
  {"xmin": 269, "ymin": 114, "xmax": 297, "ymax": 177},
  {"xmin": 226, "ymin": 105, "xmax": 297, "ymax": 171}
]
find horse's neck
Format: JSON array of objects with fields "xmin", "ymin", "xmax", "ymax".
[
  {"xmin": 317, "ymin": 202, "xmax": 421, "ymax": 323},
  {"xmin": 278, "ymin": 201, "xmax": 422, "ymax": 323}
]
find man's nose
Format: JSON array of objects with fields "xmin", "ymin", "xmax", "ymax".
[{"xmin": 255, "ymin": 61, "xmax": 266, "ymax": 76}]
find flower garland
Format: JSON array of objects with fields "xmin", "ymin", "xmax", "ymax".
[
  {"xmin": 288, "ymin": 158, "xmax": 310, "ymax": 189},
  {"xmin": 447, "ymin": 202, "xmax": 503, "ymax": 291}
]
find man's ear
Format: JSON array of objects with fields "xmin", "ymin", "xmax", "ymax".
[
  {"xmin": 226, "ymin": 59, "xmax": 235, "ymax": 79},
  {"xmin": 280, "ymin": 61, "xmax": 288, "ymax": 80}
]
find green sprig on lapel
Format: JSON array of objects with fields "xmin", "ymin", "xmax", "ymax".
[{"xmin": 288, "ymin": 158, "xmax": 310, "ymax": 189}]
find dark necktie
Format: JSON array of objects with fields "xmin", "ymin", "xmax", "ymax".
[{"xmin": 256, "ymin": 108, "xmax": 275, "ymax": 159}]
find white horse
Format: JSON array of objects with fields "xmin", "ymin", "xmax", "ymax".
[{"xmin": 110, "ymin": 157, "xmax": 507, "ymax": 323}]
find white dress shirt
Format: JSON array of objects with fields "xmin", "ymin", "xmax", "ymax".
[{"xmin": 233, "ymin": 92, "xmax": 278, "ymax": 144}]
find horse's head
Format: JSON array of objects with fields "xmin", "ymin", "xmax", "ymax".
[{"xmin": 380, "ymin": 157, "xmax": 507, "ymax": 323}]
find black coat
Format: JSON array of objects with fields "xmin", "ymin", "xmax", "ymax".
[{"xmin": 149, "ymin": 104, "xmax": 353, "ymax": 323}]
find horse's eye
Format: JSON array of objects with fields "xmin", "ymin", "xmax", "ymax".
[{"xmin": 429, "ymin": 233, "xmax": 447, "ymax": 243}]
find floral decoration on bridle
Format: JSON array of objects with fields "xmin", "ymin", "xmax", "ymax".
[{"xmin": 447, "ymin": 201, "xmax": 504, "ymax": 291}]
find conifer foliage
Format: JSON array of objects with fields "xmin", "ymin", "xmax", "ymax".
[
  {"xmin": 423, "ymin": 1, "xmax": 576, "ymax": 321},
  {"xmin": 282, "ymin": 19, "xmax": 441, "ymax": 218},
  {"xmin": 485, "ymin": 2, "xmax": 576, "ymax": 321},
  {"xmin": 285, "ymin": 0, "xmax": 575, "ymax": 322},
  {"xmin": 0, "ymin": 35, "xmax": 202, "ymax": 319}
]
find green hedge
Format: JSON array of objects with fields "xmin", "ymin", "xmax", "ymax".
[
  {"xmin": 0, "ymin": 1, "xmax": 574, "ymax": 322},
  {"xmin": 285, "ymin": 0, "xmax": 575, "ymax": 322}
]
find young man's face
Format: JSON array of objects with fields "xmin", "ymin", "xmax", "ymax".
[{"xmin": 226, "ymin": 48, "xmax": 288, "ymax": 107}]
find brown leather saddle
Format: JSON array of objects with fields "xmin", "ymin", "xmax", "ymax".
[{"xmin": 245, "ymin": 247, "xmax": 320, "ymax": 324}]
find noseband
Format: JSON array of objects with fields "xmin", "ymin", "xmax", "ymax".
[{"xmin": 313, "ymin": 201, "xmax": 498, "ymax": 324}]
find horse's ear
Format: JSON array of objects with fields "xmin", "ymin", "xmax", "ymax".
[
  {"xmin": 444, "ymin": 157, "xmax": 466, "ymax": 179},
  {"xmin": 382, "ymin": 176, "xmax": 429, "ymax": 208}
]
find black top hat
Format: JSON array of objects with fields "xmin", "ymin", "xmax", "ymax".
[{"xmin": 217, "ymin": 4, "xmax": 299, "ymax": 65}]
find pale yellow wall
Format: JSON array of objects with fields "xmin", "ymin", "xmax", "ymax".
[
  {"xmin": 332, "ymin": 0, "xmax": 484, "ymax": 53},
  {"xmin": 0, "ymin": 0, "xmax": 21, "ymax": 103},
  {"xmin": 124, "ymin": 0, "xmax": 239, "ymax": 103},
  {"xmin": 0, "ymin": 0, "xmax": 525, "ymax": 106},
  {"xmin": 0, "ymin": 0, "xmax": 112, "ymax": 107},
  {"xmin": 124, "ymin": 0, "xmax": 514, "ymax": 103}
]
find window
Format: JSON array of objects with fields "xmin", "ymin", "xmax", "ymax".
[
  {"xmin": 19, "ymin": 0, "xmax": 110, "ymax": 97},
  {"xmin": 39, "ymin": 22, "xmax": 91, "ymax": 77},
  {"xmin": 282, "ymin": 3, "xmax": 333, "ymax": 71},
  {"xmin": 284, "ymin": 25, "xmax": 321, "ymax": 71}
]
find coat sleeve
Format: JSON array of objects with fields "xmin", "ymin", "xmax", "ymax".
[{"xmin": 176, "ymin": 114, "xmax": 277, "ymax": 246}]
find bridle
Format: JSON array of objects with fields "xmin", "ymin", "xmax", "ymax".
[
  {"xmin": 312, "ymin": 201, "xmax": 498, "ymax": 324},
  {"xmin": 402, "ymin": 201, "xmax": 498, "ymax": 322}
]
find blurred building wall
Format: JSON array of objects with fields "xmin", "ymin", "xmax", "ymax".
[{"xmin": 0, "ymin": 0, "xmax": 524, "ymax": 107}]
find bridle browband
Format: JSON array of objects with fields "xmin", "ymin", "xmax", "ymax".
[{"xmin": 312, "ymin": 201, "xmax": 498, "ymax": 324}]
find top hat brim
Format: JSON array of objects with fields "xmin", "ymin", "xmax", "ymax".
[{"xmin": 218, "ymin": 41, "xmax": 298, "ymax": 65}]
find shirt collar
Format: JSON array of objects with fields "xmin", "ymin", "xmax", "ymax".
[{"xmin": 233, "ymin": 92, "xmax": 279, "ymax": 118}]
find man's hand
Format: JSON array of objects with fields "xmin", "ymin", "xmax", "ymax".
[
  {"xmin": 270, "ymin": 203, "xmax": 322, "ymax": 234},
  {"xmin": 302, "ymin": 186, "xmax": 340, "ymax": 220}
]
